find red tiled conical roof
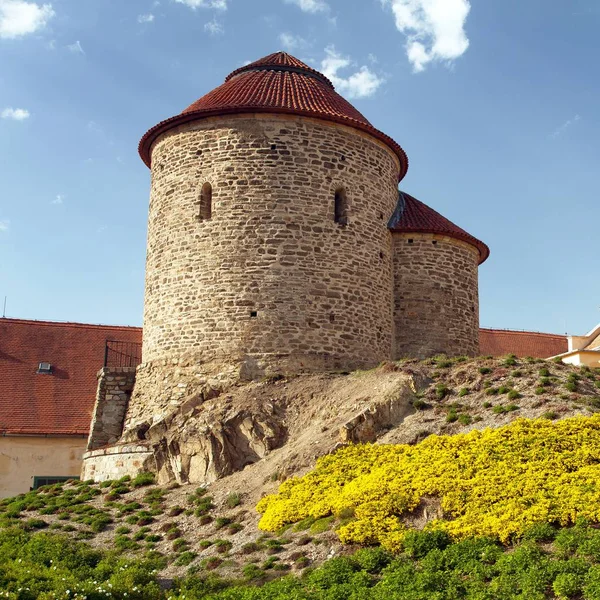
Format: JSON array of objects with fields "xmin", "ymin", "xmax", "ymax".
[
  {"xmin": 139, "ymin": 52, "xmax": 408, "ymax": 179},
  {"xmin": 389, "ymin": 191, "xmax": 490, "ymax": 264},
  {"xmin": 224, "ymin": 51, "xmax": 332, "ymax": 84}
]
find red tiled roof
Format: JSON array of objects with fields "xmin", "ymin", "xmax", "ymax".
[
  {"xmin": 479, "ymin": 328, "xmax": 568, "ymax": 358},
  {"xmin": 225, "ymin": 52, "xmax": 332, "ymax": 84},
  {"xmin": 0, "ymin": 319, "xmax": 142, "ymax": 436},
  {"xmin": 139, "ymin": 51, "xmax": 408, "ymax": 180},
  {"xmin": 389, "ymin": 191, "xmax": 490, "ymax": 264}
]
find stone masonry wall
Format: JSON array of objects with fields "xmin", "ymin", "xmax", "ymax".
[
  {"xmin": 87, "ymin": 367, "xmax": 136, "ymax": 451},
  {"xmin": 128, "ymin": 113, "xmax": 400, "ymax": 425},
  {"xmin": 392, "ymin": 234, "xmax": 480, "ymax": 358}
]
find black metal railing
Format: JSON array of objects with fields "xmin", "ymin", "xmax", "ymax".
[{"xmin": 104, "ymin": 340, "xmax": 142, "ymax": 368}]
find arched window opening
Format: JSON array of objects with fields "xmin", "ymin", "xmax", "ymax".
[
  {"xmin": 334, "ymin": 188, "xmax": 348, "ymax": 226},
  {"xmin": 199, "ymin": 183, "xmax": 212, "ymax": 220}
]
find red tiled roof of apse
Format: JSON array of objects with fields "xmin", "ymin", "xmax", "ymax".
[
  {"xmin": 139, "ymin": 51, "xmax": 408, "ymax": 180},
  {"xmin": 0, "ymin": 318, "xmax": 142, "ymax": 436},
  {"xmin": 479, "ymin": 328, "xmax": 568, "ymax": 358},
  {"xmin": 389, "ymin": 191, "xmax": 490, "ymax": 264}
]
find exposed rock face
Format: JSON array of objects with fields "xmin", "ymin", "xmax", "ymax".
[{"xmin": 84, "ymin": 370, "xmax": 419, "ymax": 485}]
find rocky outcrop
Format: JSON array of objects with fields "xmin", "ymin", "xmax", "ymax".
[
  {"xmin": 83, "ymin": 369, "xmax": 421, "ymax": 486},
  {"xmin": 120, "ymin": 382, "xmax": 288, "ymax": 484}
]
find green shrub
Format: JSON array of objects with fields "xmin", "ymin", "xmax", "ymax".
[
  {"xmin": 458, "ymin": 388, "xmax": 469, "ymax": 397},
  {"xmin": 214, "ymin": 517, "xmax": 232, "ymax": 530},
  {"xmin": 131, "ymin": 472, "xmax": 155, "ymax": 488},
  {"xmin": 411, "ymin": 398, "xmax": 429, "ymax": 410},
  {"xmin": 539, "ymin": 367, "xmax": 551, "ymax": 377},
  {"xmin": 446, "ymin": 409, "xmax": 458, "ymax": 423},
  {"xmin": 227, "ymin": 522, "xmax": 244, "ymax": 534},
  {"xmin": 498, "ymin": 385, "xmax": 510, "ymax": 394},
  {"xmin": 243, "ymin": 563, "xmax": 264, "ymax": 580},
  {"xmin": 435, "ymin": 383, "xmax": 450, "ymax": 400},
  {"xmin": 401, "ymin": 529, "xmax": 451, "ymax": 558},
  {"xmin": 353, "ymin": 547, "xmax": 392, "ymax": 573},
  {"xmin": 214, "ymin": 539, "xmax": 232, "ymax": 553},
  {"xmin": 553, "ymin": 572, "xmax": 582, "ymax": 598},
  {"xmin": 226, "ymin": 492, "xmax": 242, "ymax": 508},
  {"xmin": 24, "ymin": 518, "xmax": 48, "ymax": 530},
  {"xmin": 522, "ymin": 521, "xmax": 557, "ymax": 542},
  {"xmin": 193, "ymin": 496, "xmax": 214, "ymax": 515},
  {"xmin": 168, "ymin": 506, "xmax": 184, "ymax": 517},
  {"xmin": 508, "ymin": 389, "xmax": 521, "ymax": 400},
  {"xmin": 511, "ymin": 369, "xmax": 523, "ymax": 377},
  {"xmin": 479, "ymin": 367, "xmax": 492, "ymax": 375},
  {"xmin": 201, "ymin": 556, "xmax": 223, "ymax": 570},
  {"xmin": 90, "ymin": 514, "xmax": 112, "ymax": 533},
  {"xmin": 241, "ymin": 541, "xmax": 261, "ymax": 554},
  {"xmin": 175, "ymin": 551, "xmax": 197, "ymax": 566},
  {"xmin": 543, "ymin": 411, "xmax": 559, "ymax": 420},
  {"xmin": 458, "ymin": 414, "xmax": 473, "ymax": 426},
  {"xmin": 503, "ymin": 355, "xmax": 518, "ymax": 366}
]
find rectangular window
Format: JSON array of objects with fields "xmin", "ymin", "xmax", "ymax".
[{"xmin": 32, "ymin": 475, "xmax": 78, "ymax": 490}]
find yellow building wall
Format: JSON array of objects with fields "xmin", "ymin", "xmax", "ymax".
[
  {"xmin": 0, "ymin": 436, "xmax": 86, "ymax": 498},
  {"xmin": 562, "ymin": 352, "xmax": 600, "ymax": 368}
]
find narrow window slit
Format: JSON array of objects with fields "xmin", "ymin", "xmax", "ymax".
[
  {"xmin": 199, "ymin": 182, "xmax": 212, "ymax": 220},
  {"xmin": 334, "ymin": 187, "xmax": 348, "ymax": 225}
]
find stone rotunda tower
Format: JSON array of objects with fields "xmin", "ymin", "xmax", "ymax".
[
  {"xmin": 82, "ymin": 52, "xmax": 490, "ymax": 483},
  {"xmin": 129, "ymin": 51, "xmax": 409, "ymax": 420},
  {"xmin": 389, "ymin": 192, "xmax": 489, "ymax": 359}
]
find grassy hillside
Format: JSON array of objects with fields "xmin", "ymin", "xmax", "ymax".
[{"xmin": 1, "ymin": 357, "xmax": 600, "ymax": 598}]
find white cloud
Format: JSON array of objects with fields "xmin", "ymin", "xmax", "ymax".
[
  {"xmin": 0, "ymin": 220, "xmax": 9, "ymax": 232},
  {"xmin": 550, "ymin": 114, "xmax": 581, "ymax": 139},
  {"xmin": 285, "ymin": 0, "xmax": 328, "ymax": 13},
  {"xmin": 52, "ymin": 194, "xmax": 63, "ymax": 205},
  {"xmin": 320, "ymin": 46, "xmax": 384, "ymax": 99},
  {"xmin": 173, "ymin": 0, "xmax": 227, "ymax": 9},
  {"xmin": 67, "ymin": 39, "xmax": 84, "ymax": 54},
  {"xmin": 87, "ymin": 120, "xmax": 102, "ymax": 134},
  {"xmin": 204, "ymin": 17, "xmax": 223, "ymax": 35},
  {"xmin": 137, "ymin": 13, "xmax": 155, "ymax": 23},
  {"xmin": 279, "ymin": 32, "xmax": 308, "ymax": 52},
  {"xmin": 1, "ymin": 106, "xmax": 30, "ymax": 120},
  {"xmin": 0, "ymin": 0, "xmax": 54, "ymax": 39},
  {"xmin": 381, "ymin": 0, "xmax": 471, "ymax": 72}
]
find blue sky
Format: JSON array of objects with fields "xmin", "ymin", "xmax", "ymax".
[{"xmin": 0, "ymin": 0, "xmax": 598, "ymax": 336}]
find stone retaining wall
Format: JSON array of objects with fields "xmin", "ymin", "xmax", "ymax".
[
  {"xmin": 81, "ymin": 444, "xmax": 155, "ymax": 483},
  {"xmin": 86, "ymin": 367, "xmax": 136, "ymax": 451}
]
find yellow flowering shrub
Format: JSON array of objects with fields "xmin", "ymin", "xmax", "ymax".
[{"xmin": 257, "ymin": 414, "xmax": 600, "ymax": 550}]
